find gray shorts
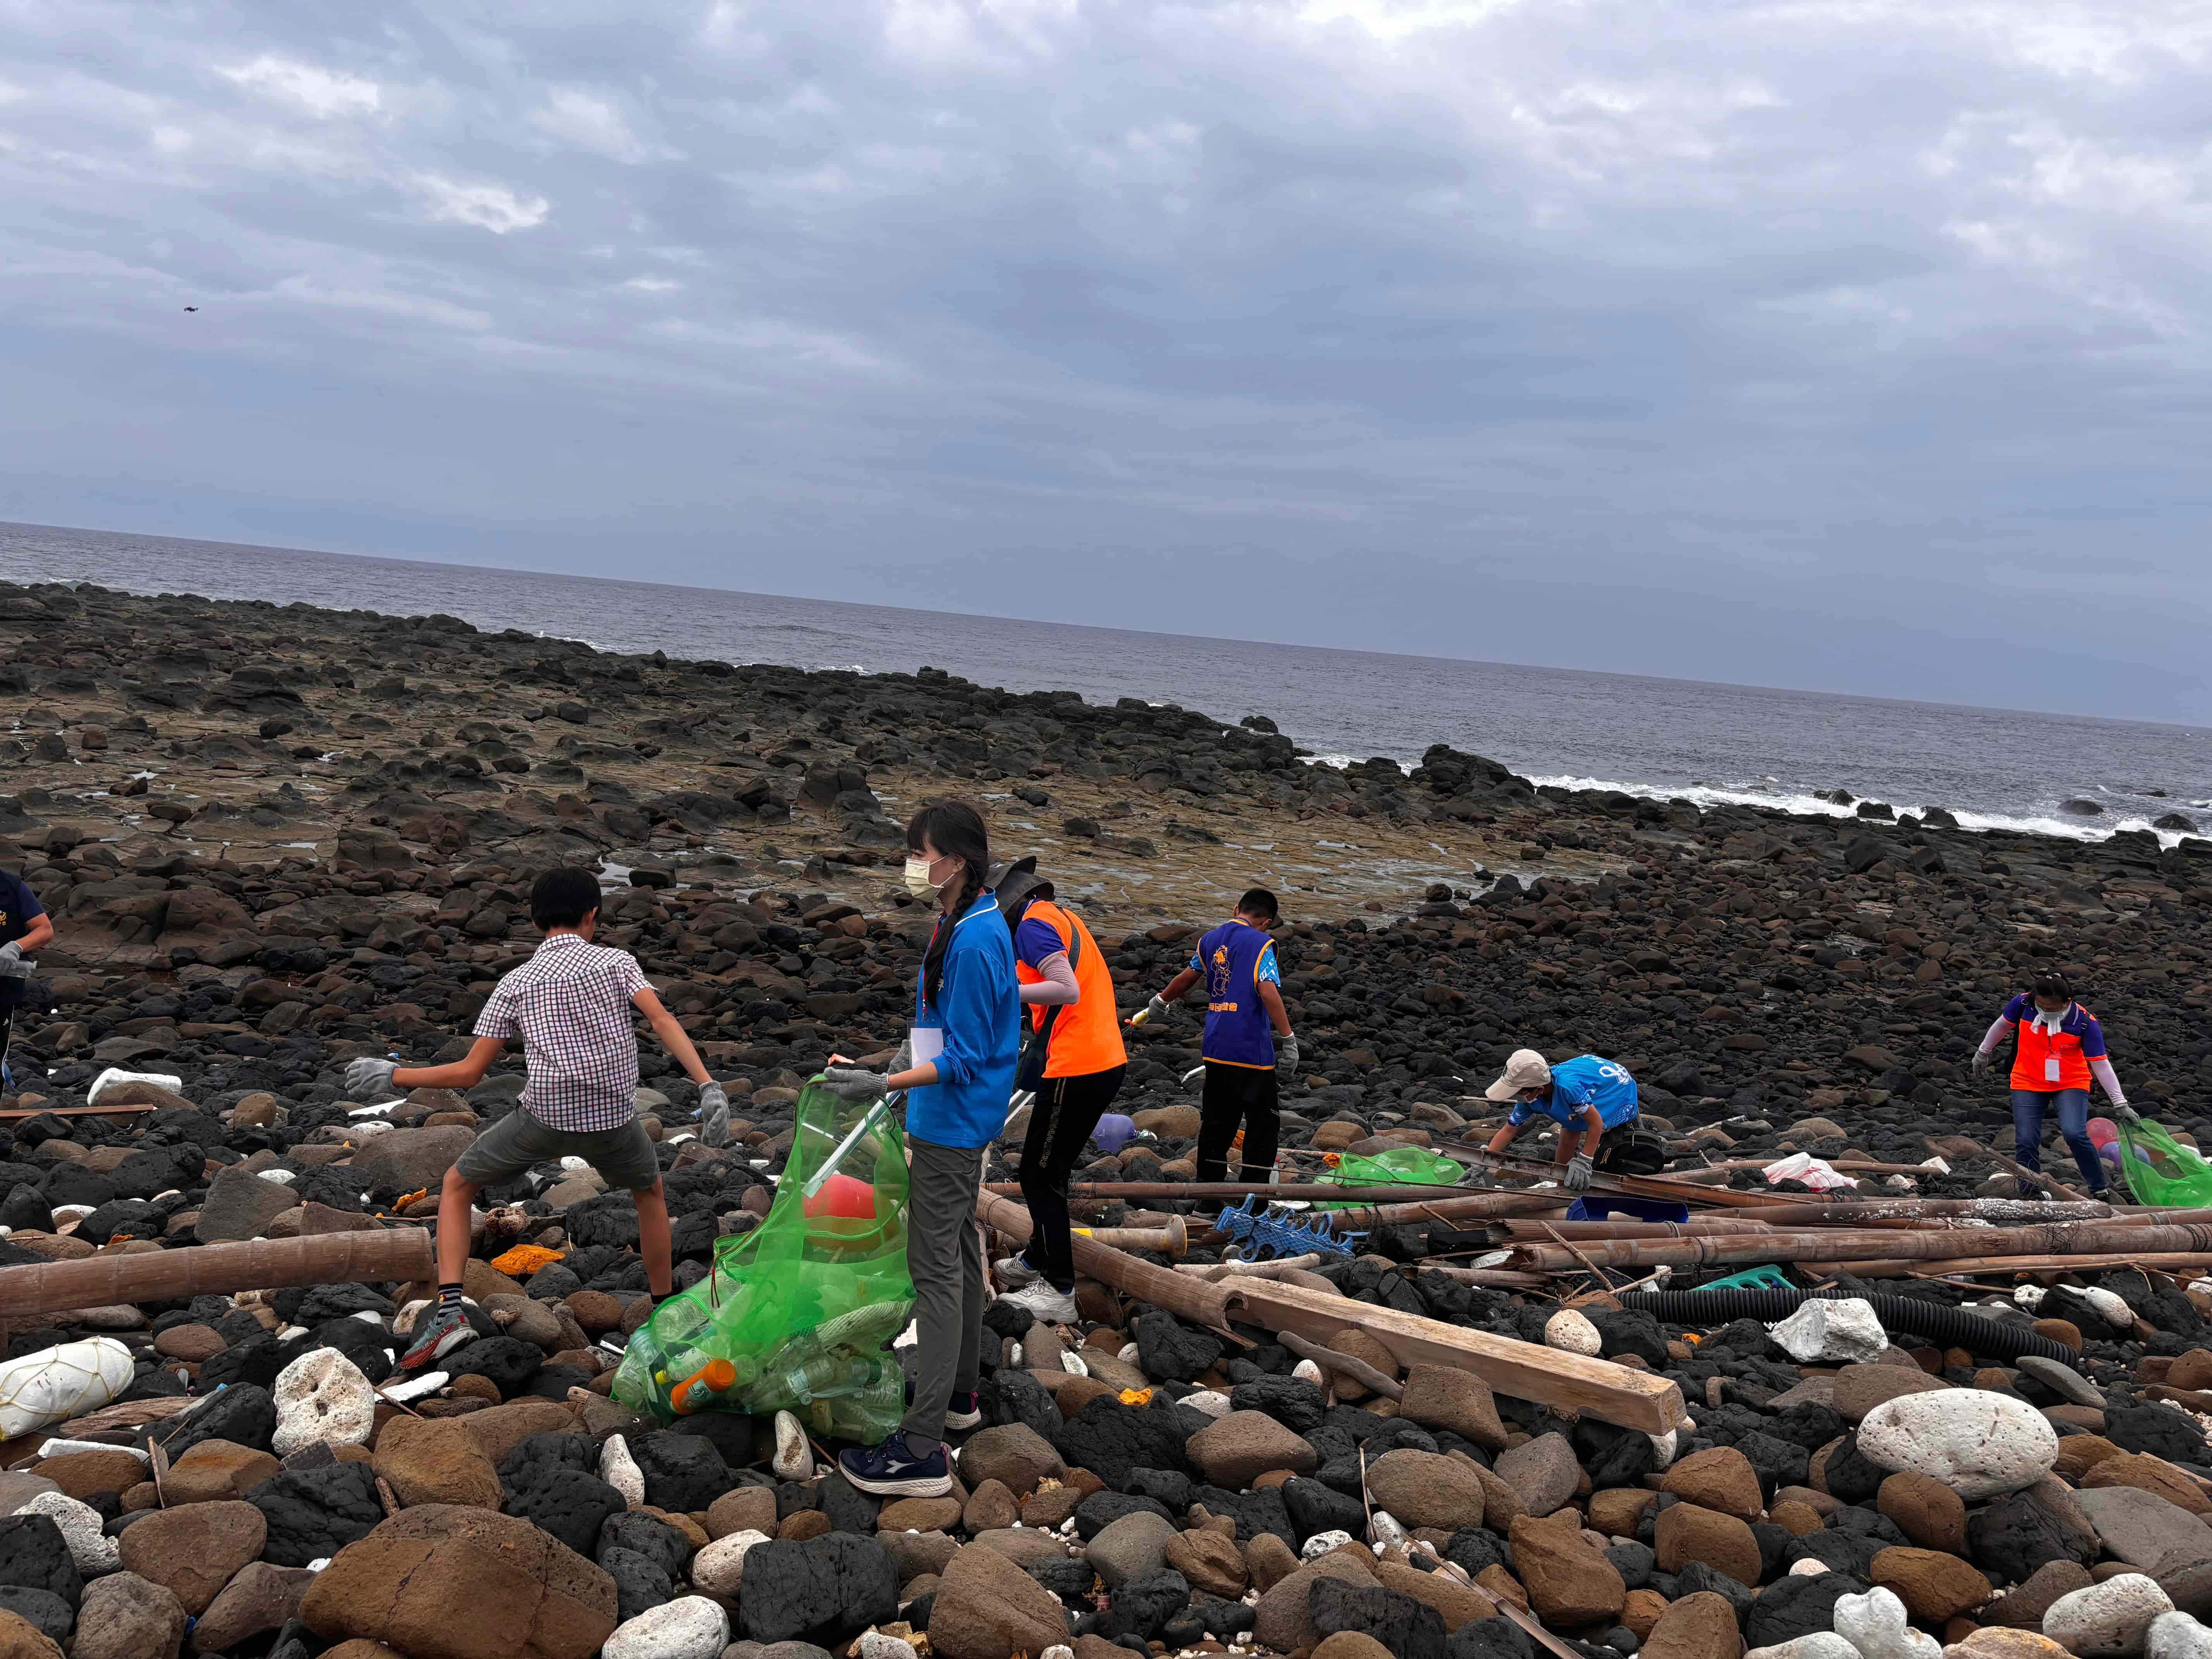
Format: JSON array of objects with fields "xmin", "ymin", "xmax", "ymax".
[{"xmin": 453, "ymin": 1109, "xmax": 663, "ymax": 1192}]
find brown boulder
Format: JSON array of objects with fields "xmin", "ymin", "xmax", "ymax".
[
  {"xmin": 1396, "ymin": 1363, "xmax": 1509, "ymax": 1451},
  {"xmin": 1654, "ymin": 1501, "xmax": 1763, "ymax": 1588},
  {"xmin": 1872, "ymin": 1545, "xmax": 1994, "ymax": 1623},
  {"xmin": 457, "ymin": 1398, "xmax": 578, "ymax": 1467},
  {"xmin": 1659, "ymin": 1446, "xmax": 1764, "ymax": 1521},
  {"xmin": 1253, "ymin": 1552, "xmax": 1377, "ymax": 1654},
  {"xmin": 2080, "ymin": 1451, "xmax": 2212, "ymax": 1515},
  {"xmin": 1878, "ymin": 1471, "xmax": 1969, "ymax": 1555},
  {"xmin": 1508, "ymin": 1514, "xmax": 1626, "ymax": 1626},
  {"xmin": 71, "ymin": 1572, "xmax": 186, "ymax": 1659},
  {"xmin": 190, "ymin": 1561, "xmax": 316, "ymax": 1655},
  {"xmin": 956, "ymin": 1423, "xmax": 1065, "ymax": 1498},
  {"xmin": 1643, "ymin": 1590, "xmax": 1744, "ymax": 1659},
  {"xmin": 302, "ymin": 1505, "xmax": 617, "ymax": 1659},
  {"xmin": 1374, "ymin": 1559, "xmax": 1493, "ymax": 1632},
  {"xmin": 161, "ymin": 1440, "xmax": 279, "ymax": 1504},
  {"xmin": 1365, "ymin": 1449, "xmax": 1489, "ymax": 1532},
  {"xmin": 371, "ymin": 1416, "xmax": 503, "ymax": 1509},
  {"xmin": 38, "ymin": 1449, "xmax": 148, "ymax": 1500},
  {"xmin": 706, "ymin": 1486, "xmax": 779, "ymax": 1540},
  {"xmin": 1833, "ymin": 1365, "xmax": 1949, "ymax": 1422},
  {"xmin": 0, "ymin": 1610, "xmax": 61, "ymax": 1659},
  {"xmin": 927, "ymin": 1538, "xmax": 1073, "ymax": 1659},
  {"xmin": 1312, "ymin": 1635, "xmax": 1395, "ymax": 1659},
  {"xmin": 1186, "ymin": 1411, "xmax": 1317, "ymax": 1488},
  {"xmin": 117, "ymin": 1501, "xmax": 268, "ymax": 1616},
  {"xmin": 1165, "ymin": 1528, "xmax": 1248, "ymax": 1597}
]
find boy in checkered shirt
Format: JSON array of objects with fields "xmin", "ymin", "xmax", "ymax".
[{"xmin": 345, "ymin": 867, "xmax": 731, "ymax": 1371}]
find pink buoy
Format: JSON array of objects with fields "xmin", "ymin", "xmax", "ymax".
[
  {"xmin": 2087, "ymin": 1118, "xmax": 2118, "ymax": 1148},
  {"xmin": 804, "ymin": 1173, "xmax": 879, "ymax": 1222}
]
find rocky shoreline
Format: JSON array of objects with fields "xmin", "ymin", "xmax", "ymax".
[{"xmin": 0, "ymin": 578, "xmax": 2209, "ymax": 1659}]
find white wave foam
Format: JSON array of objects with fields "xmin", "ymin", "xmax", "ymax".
[{"xmin": 1522, "ymin": 773, "xmax": 2195, "ymax": 848}]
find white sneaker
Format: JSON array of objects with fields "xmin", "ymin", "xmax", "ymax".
[
  {"xmin": 992, "ymin": 1255, "xmax": 1042, "ymax": 1291},
  {"xmin": 1001, "ymin": 1280, "xmax": 1079, "ymax": 1325}
]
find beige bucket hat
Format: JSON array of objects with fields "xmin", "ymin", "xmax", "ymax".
[{"xmin": 1484, "ymin": 1048, "xmax": 1552, "ymax": 1101}]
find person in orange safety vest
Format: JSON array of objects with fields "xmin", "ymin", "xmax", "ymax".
[{"xmin": 1973, "ymin": 970, "xmax": 2133, "ymax": 1196}]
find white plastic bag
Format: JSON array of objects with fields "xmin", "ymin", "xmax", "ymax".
[
  {"xmin": 0, "ymin": 1338, "xmax": 135, "ymax": 1439},
  {"xmin": 1762, "ymin": 1152, "xmax": 1859, "ymax": 1190}
]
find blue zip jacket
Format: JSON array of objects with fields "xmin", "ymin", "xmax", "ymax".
[{"xmin": 907, "ymin": 889, "xmax": 1022, "ymax": 1149}]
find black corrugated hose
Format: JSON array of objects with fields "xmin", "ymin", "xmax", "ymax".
[{"xmin": 1620, "ymin": 1286, "xmax": 2087, "ymax": 1370}]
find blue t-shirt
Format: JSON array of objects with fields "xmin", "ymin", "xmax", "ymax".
[
  {"xmin": 1188, "ymin": 939, "xmax": 1280, "ymax": 985},
  {"xmin": 1016, "ymin": 914, "xmax": 1068, "ymax": 970},
  {"xmin": 0, "ymin": 874, "xmax": 44, "ymax": 946},
  {"xmin": 906, "ymin": 890, "xmax": 1022, "ymax": 1150},
  {"xmin": 1508, "ymin": 1055, "xmax": 1639, "ymax": 1132}
]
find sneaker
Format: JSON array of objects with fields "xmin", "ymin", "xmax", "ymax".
[
  {"xmin": 838, "ymin": 1437, "xmax": 952, "ymax": 1498},
  {"xmin": 902, "ymin": 1377, "xmax": 982, "ymax": 1432},
  {"xmin": 399, "ymin": 1302, "xmax": 476, "ymax": 1372},
  {"xmin": 992, "ymin": 1255, "xmax": 1041, "ymax": 1290},
  {"xmin": 1002, "ymin": 1280, "xmax": 1079, "ymax": 1325}
]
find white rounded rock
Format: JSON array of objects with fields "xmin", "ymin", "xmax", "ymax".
[
  {"xmin": 689, "ymin": 1529, "xmax": 770, "ymax": 1596},
  {"xmin": 2150, "ymin": 1610, "xmax": 2212, "ymax": 1658},
  {"xmin": 599, "ymin": 1434, "xmax": 644, "ymax": 1508},
  {"xmin": 1543, "ymin": 1309, "xmax": 1601, "ymax": 1356},
  {"xmin": 1832, "ymin": 1584, "xmax": 1940, "ymax": 1659},
  {"xmin": 601, "ymin": 1595, "xmax": 729, "ymax": 1659},
  {"xmin": 859, "ymin": 1633, "xmax": 919, "ymax": 1659},
  {"xmin": 2045, "ymin": 1574, "xmax": 2174, "ymax": 1657},
  {"xmin": 1301, "ymin": 1530, "xmax": 1353, "ymax": 1559},
  {"xmin": 19, "ymin": 1492, "xmax": 118, "ymax": 1576},
  {"xmin": 1292, "ymin": 1359, "xmax": 1325, "ymax": 1386},
  {"xmin": 271, "ymin": 1347, "xmax": 377, "ymax": 1457},
  {"xmin": 1647, "ymin": 1429, "xmax": 1678, "ymax": 1471},
  {"xmin": 2080, "ymin": 1286, "xmax": 2135, "ymax": 1329},
  {"xmin": 1766, "ymin": 1298, "xmax": 1889, "ymax": 1363},
  {"xmin": 1742, "ymin": 1637, "xmax": 1862, "ymax": 1659},
  {"xmin": 1856, "ymin": 1388, "xmax": 2057, "ymax": 1500},
  {"xmin": 1788, "ymin": 1558, "xmax": 1829, "ymax": 1577},
  {"xmin": 771, "ymin": 1411, "xmax": 811, "ymax": 1481},
  {"xmin": 1181, "ymin": 1390, "xmax": 1232, "ymax": 1420}
]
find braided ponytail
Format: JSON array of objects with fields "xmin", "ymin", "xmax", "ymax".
[{"xmin": 908, "ymin": 800, "xmax": 991, "ymax": 1010}]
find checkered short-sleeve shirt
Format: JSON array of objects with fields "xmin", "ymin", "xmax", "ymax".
[{"xmin": 474, "ymin": 934, "xmax": 651, "ymax": 1132}]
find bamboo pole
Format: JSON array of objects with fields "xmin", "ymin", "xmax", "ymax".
[
  {"xmin": 1833, "ymin": 1252, "xmax": 2212, "ymax": 1278},
  {"xmin": 1506, "ymin": 1219, "xmax": 2212, "ymax": 1275},
  {"xmin": 0, "ymin": 1228, "xmax": 434, "ymax": 1321},
  {"xmin": 1491, "ymin": 1218, "xmax": 1779, "ymax": 1239}
]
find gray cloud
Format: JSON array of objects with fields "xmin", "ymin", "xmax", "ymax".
[{"xmin": 3, "ymin": 0, "xmax": 2210, "ymax": 718}]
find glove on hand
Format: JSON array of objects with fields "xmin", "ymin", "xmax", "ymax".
[
  {"xmin": 1275, "ymin": 1032, "xmax": 1300, "ymax": 1075},
  {"xmin": 344, "ymin": 1057, "xmax": 400, "ymax": 1100},
  {"xmin": 822, "ymin": 1066, "xmax": 890, "ymax": 1104},
  {"xmin": 697, "ymin": 1082, "xmax": 731, "ymax": 1147},
  {"xmin": 890, "ymin": 1038, "xmax": 913, "ymax": 1077},
  {"xmin": 2114, "ymin": 1102, "xmax": 2140, "ymax": 1125},
  {"xmin": 1133, "ymin": 994, "xmax": 1170, "ymax": 1027},
  {"xmin": 0, "ymin": 941, "xmax": 19, "ymax": 964},
  {"xmin": 1563, "ymin": 1153, "xmax": 1595, "ymax": 1193},
  {"xmin": 1971, "ymin": 1050, "xmax": 1992, "ymax": 1076}
]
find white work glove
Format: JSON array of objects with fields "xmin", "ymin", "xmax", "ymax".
[
  {"xmin": 1275, "ymin": 1032, "xmax": 1301, "ymax": 1076},
  {"xmin": 2112, "ymin": 1101, "xmax": 2140, "ymax": 1125},
  {"xmin": 1130, "ymin": 993, "xmax": 1171, "ymax": 1027},
  {"xmin": 697, "ymin": 1082, "xmax": 730, "ymax": 1147},
  {"xmin": 344, "ymin": 1057, "xmax": 400, "ymax": 1100},
  {"xmin": 821, "ymin": 1066, "xmax": 890, "ymax": 1104},
  {"xmin": 1563, "ymin": 1153, "xmax": 1594, "ymax": 1193},
  {"xmin": 1971, "ymin": 1050, "xmax": 1992, "ymax": 1076},
  {"xmin": 890, "ymin": 1037, "xmax": 913, "ymax": 1077}
]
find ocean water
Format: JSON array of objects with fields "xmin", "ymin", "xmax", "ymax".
[{"xmin": 4, "ymin": 520, "xmax": 2206, "ymax": 847}]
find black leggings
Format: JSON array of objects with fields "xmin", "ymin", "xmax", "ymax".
[
  {"xmin": 1197, "ymin": 1061, "xmax": 1279, "ymax": 1185},
  {"xmin": 1017, "ymin": 1064, "xmax": 1127, "ymax": 1292}
]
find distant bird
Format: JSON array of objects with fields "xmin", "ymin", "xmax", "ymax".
[{"xmin": 183, "ymin": 306, "xmax": 198, "ymax": 312}]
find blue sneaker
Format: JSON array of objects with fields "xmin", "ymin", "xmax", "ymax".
[{"xmin": 839, "ymin": 1437, "xmax": 952, "ymax": 1498}]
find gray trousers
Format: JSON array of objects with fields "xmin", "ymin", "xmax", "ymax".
[{"xmin": 903, "ymin": 1134, "xmax": 986, "ymax": 1444}]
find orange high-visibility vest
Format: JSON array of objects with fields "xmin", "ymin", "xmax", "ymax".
[
  {"xmin": 2012, "ymin": 1003, "xmax": 2095, "ymax": 1093},
  {"xmin": 1015, "ymin": 899, "xmax": 1127, "ymax": 1079}
]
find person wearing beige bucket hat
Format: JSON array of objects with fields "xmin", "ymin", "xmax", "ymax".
[{"xmin": 1468, "ymin": 1047, "xmax": 1655, "ymax": 1191}]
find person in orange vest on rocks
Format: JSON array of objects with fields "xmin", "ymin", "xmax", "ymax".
[
  {"xmin": 987, "ymin": 857, "xmax": 1128, "ymax": 1324},
  {"xmin": 1973, "ymin": 970, "xmax": 2134, "ymax": 1197},
  {"xmin": 1134, "ymin": 887, "xmax": 1298, "ymax": 1185}
]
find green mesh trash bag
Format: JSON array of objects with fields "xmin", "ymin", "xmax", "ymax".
[
  {"xmin": 615, "ymin": 1079, "xmax": 915, "ymax": 1443},
  {"xmin": 1314, "ymin": 1146, "xmax": 1465, "ymax": 1209},
  {"xmin": 2116, "ymin": 1120, "xmax": 2212, "ymax": 1209}
]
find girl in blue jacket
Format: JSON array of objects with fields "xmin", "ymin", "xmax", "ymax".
[{"xmin": 824, "ymin": 800, "xmax": 1020, "ymax": 1496}]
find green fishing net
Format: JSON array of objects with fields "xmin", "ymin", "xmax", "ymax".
[
  {"xmin": 1313, "ymin": 1146, "xmax": 1466, "ymax": 1207},
  {"xmin": 614, "ymin": 1080, "xmax": 915, "ymax": 1443},
  {"xmin": 2116, "ymin": 1120, "xmax": 2212, "ymax": 1209}
]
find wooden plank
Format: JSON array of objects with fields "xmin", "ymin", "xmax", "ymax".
[{"xmin": 1227, "ymin": 1277, "xmax": 1683, "ymax": 1435}]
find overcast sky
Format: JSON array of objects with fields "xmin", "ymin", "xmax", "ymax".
[{"xmin": 5, "ymin": 1, "xmax": 2210, "ymax": 721}]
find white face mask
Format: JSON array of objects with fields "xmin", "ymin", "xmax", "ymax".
[{"xmin": 903, "ymin": 856, "xmax": 939, "ymax": 900}]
